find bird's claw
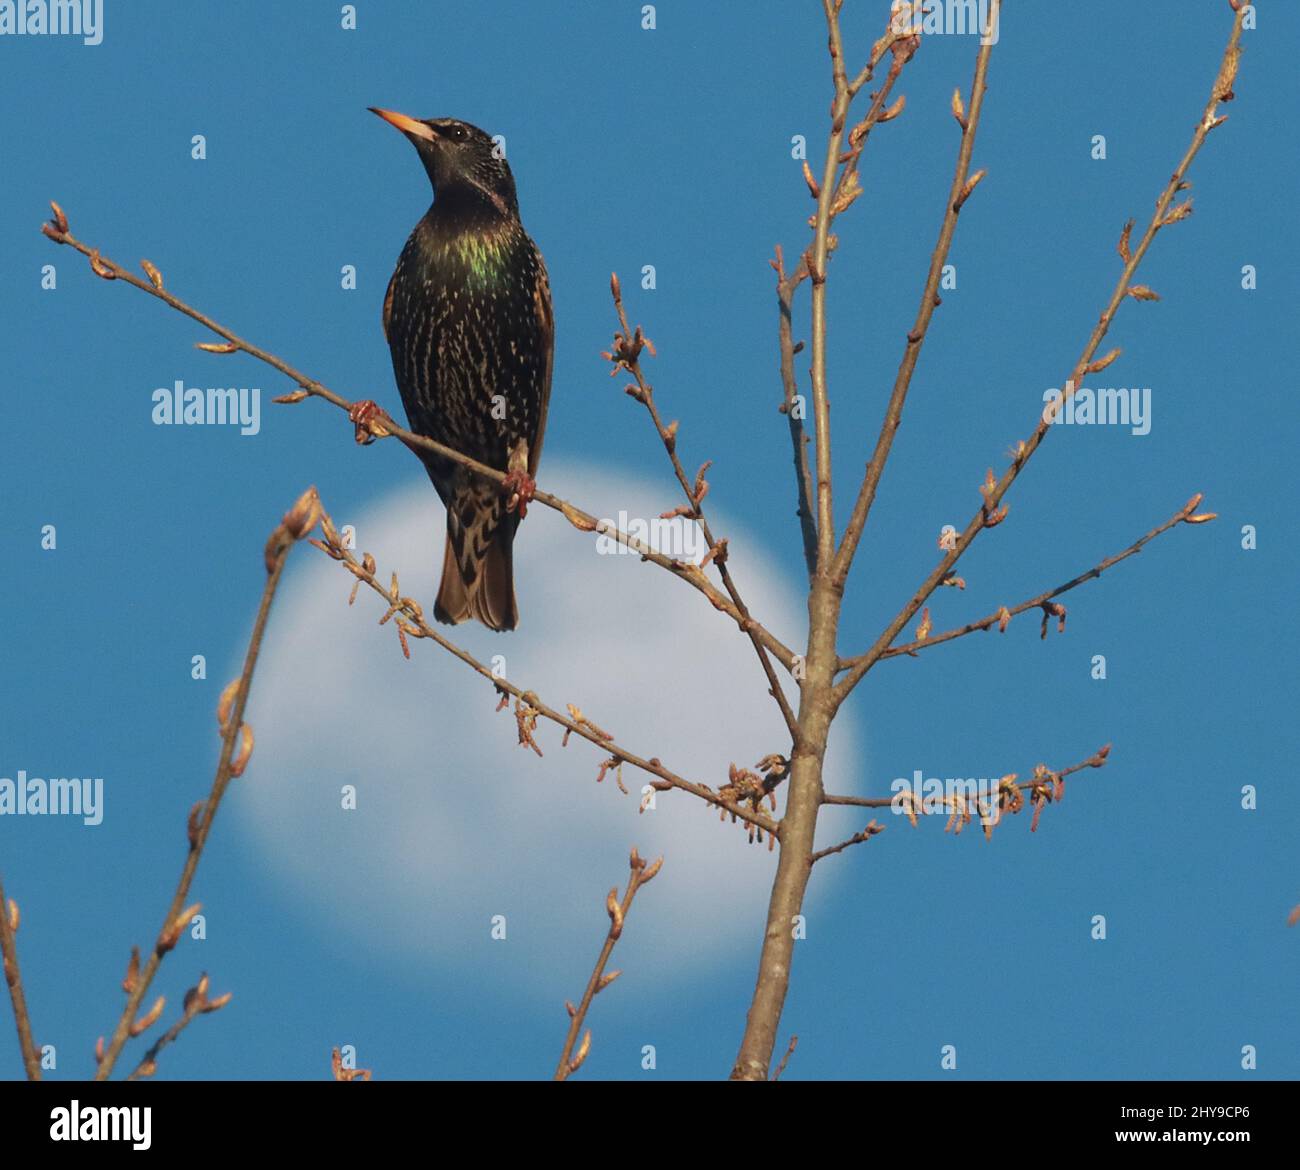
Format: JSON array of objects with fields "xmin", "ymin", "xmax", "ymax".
[
  {"xmin": 349, "ymin": 399, "xmax": 392, "ymax": 445},
  {"xmin": 503, "ymin": 469, "xmax": 536, "ymax": 518}
]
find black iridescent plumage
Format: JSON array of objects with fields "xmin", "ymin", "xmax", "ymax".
[{"xmin": 371, "ymin": 108, "xmax": 553, "ymax": 631}]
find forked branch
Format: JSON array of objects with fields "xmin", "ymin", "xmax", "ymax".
[
  {"xmin": 860, "ymin": 494, "xmax": 1216, "ymax": 663},
  {"xmin": 833, "ymin": 3, "xmax": 1248, "ymax": 706},
  {"xmin": 832, "ymin": 0, "xmax": 999, "ymax": 587}
]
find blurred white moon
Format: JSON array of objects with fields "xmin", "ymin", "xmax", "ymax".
[{"xmin": 237, "ymin": 460, "xmax": 865, "ymax": 1002}]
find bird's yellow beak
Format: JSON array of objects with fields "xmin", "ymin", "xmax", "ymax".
[{"xmin": 369, "ymin": 107, "xmax": 438, "ymax": 142}]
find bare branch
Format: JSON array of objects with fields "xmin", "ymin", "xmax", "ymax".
[
  {"xmin": 609, "ymin": 276, "xmax": 799, "ymax": 739},
  {"xmin": 555, "ymin": 848, "xmax": 662, "ymax": 1080},
  {"xmin": 805, "ymin": 0, "xmax": 861, "ymax": 568},
  {"xmin": 848, "ymin": 13, "xmax": 913, "ymax": 97},
  {"xmin": 125, "ymin": 973, "xmax": 232, "ymax": 1080},
  {"xmin": 810, "ymin": 820, "xmax": 884, "ymax": 864},
  {"xmin": 773, "ymin": 23, "xmax": 916, "ymax": 585},
  {"xmin": 771, "ymin": 1034, "xmax": 799, "ymax": 1081},
  {"xmin": 0, "ymin": 878, "xmax": 40, "ymax": 1080},
  {"xmin": 310, "ymin": 505, "xmax": 782, "ymax": 840},
  {"xmin": 823, "ymin": 744, "xmax": 1113, "ymax": 824},
  {"xmin": 773, "ymin": 244, "xmax": 818, "ymax": 578},
  {"xmin": 856, "ymin": 494, "xmax": 1214, "ymax": 664},
  {"xmin": 729, "ymin": 0, "xmax": 917, "ymax": 1083},
  {"xmin": 832, "ymin": 3, "xmax": 999, "ymax": 588},
  {"xmin": 833, "ymin": 4, "xmax": 1249, "ymax": 707}
]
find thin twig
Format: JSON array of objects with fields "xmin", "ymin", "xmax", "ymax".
[
  {"xmin": 823, "ymin": 743, "xmax": 1111, "ymax": 811},
  {"xmin": 93, "ymin": 488, "xmax": 317, "ymax": 1080},
  {"xmin": 555, "ymin": 848, "xmax": 662, "ymax": 1080},
  {"xmin": 806, "ymin": 0, "xmax": 856, "ymax": 569},
  {"xmin": 771, "ymin": 1034, "xmax": 799, "ymax": 1081},
  {"xmin": 802, "ymin": 10, "xmax": 914, "ymax": 571},
  {"xmin": 608, "ymin": 275, "xmax": 799, "ymax": 740},
  {"xmin": 810, "ymin": 821, "xmax": 884, "ymax": 864},
  {"xmin": 832, "ymin": 0, "xmax": 999, "ymax": 588},
  {"xmin": 124, "ymin": 1008, "xmax": 197, "ymax": 1081},
  {"xmin": 773, "ymin": 244, "xmax": 818, "ymax": 579},
  {"xmin": 774, "ymin": 24, "xmax": 914, "ymax": 584},
  {"xmin": 859, "ymin": 494, "xmax": 1215, "ymax": 663},
  {"xmin": 830, "ymin": 29, "xmax": 914, "ymax": 224},
  {"xmin": 125, "ymin": 973, "xmax": 232, "ymax": 1080},
  {"xmin": 0, "ymin": 877, "xmax": 41, "ymax": 1080}
]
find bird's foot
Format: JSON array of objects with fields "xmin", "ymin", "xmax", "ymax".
[
  {"xmin": 503, "ymin": 469, "xmax": 536, "ymax": 518},
  {"xmin": 348, "ymin": 399, "xmax": 392, "ymax": 445}
]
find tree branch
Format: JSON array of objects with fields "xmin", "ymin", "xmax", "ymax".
[
  {"xmin": 773, "ymin": 23, "xmax": 915, "ymax": 586},
  {"xmin": 773, "ymin": 244, "xmax": 818, "ymax": 579},
  {"xmin": 806, "ymin": 0, "xmax": 857, "ymax": 569},
  {"xmin": 554, "ymin": 848, "xmax": 662, "ymax": 1080},
  {"xmin": 822, "ymin": 743, "xmax": 1111, "ymax": 816},
  {"xmin": 608, "ymin": 276, "xmax": 800, "ymax": 740},
  {"xmin": 832, "ymin": 0, "xmax": 998, "ymax": 588},
  {"xmin": 854, "ymin": 493, "xmax": 1216, "ymax": 664},
  {"xmin": 832, "ymin": 3, "xmax": 1248, "ymax": 707},
  {"xmin": 125, "ymin": 973, "xmax": 232, "ymax": 1080},
  {"xmin": 729, "ymin": 0, "xmax": 912, "ymax": 1083},
  {"xmin": 0, "ymin": 878, "xmax": 41, "ymax": 1080},
  {"xmin": 770, "ymin": 1033, "xmax": 799, "ymax": 1081},
  {"xmin": 309, "ymin": 503, "xmax": 782, "ymax": 840},
  {"xmin": 810, "ymin": 820, "xmax": 884, "ymax": 864}
]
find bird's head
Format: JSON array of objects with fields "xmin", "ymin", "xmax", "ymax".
[{"xmin": 369, "ymin": 108, "xmax": 519, "ymax": 219}]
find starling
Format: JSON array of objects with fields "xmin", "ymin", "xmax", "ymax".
[{"xmin": 368, "ymin": 108, "xmax": 553, "ymax": 631}]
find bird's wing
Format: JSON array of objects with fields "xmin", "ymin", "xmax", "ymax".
[
  {"xmin": 528, "ymin": 252, "xmax": 555, "ymax": 478},
  {"xmin": 382, "ymin": 268, "xmax": 397, "ymax": 343}
]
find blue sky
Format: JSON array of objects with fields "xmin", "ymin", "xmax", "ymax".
[{"xmin": 1, "ymin": 1, "xmax": 1296, "ymax": 1081}]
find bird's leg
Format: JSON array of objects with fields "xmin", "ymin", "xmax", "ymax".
[
  {"xmin": 503, "ymin": 471, "xmax": 536, "ymax": 517},
  {"xmin": 348, "ymin": 399, "xmax": 393, "ymax": 445},
  {"xmin": 503, "ymin": 439, "xmax": 535, "ymax": 518}
]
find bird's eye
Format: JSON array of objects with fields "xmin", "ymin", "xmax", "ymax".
[{"xmin": 447, "ymin": 124, "xmax": 468, "ymax": 142}]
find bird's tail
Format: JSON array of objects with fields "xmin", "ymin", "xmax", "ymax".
[{"xmin": 435, "ymin": 515, "xmax": 519, "ymax": 632}]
